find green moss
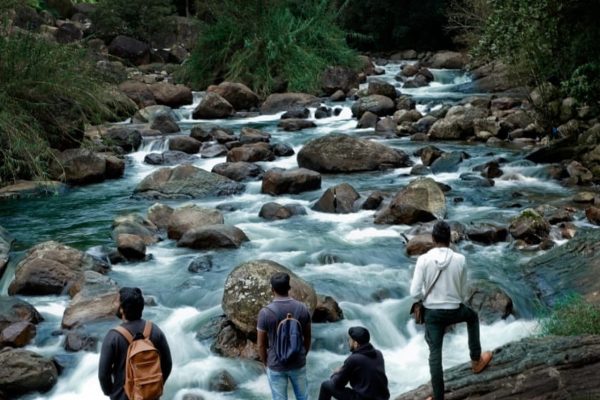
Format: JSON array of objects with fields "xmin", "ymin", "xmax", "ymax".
[{"xmin": 539, "ymin": 294, "xmax": 600, "ymax": 336}]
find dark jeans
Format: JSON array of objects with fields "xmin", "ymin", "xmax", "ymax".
[
  {"xmin": 318, "ymin": 380, "xmax": 362, "ymax": 400},
  {"xmin": 424, "ymin": 304, "xmax": 481, "ymax": 400}
]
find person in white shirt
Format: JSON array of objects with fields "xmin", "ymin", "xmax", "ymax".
[{"xmin": 410, "ymin": 220, "xmax": 492, "ymax": 400}]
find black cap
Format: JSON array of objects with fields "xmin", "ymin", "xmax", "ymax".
[
  {"xmin": 270, "ymin": 272, "xmax": 291, "ymax": 294},
  {"xmin": 348, "ymin": 326, "xmax": 370, "ymax": 345}
]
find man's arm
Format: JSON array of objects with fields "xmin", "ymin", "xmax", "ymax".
[
  {"xmin": 155, "ymin": 327, "xmax": 172, "ymax": 382},
  {"xmin": 303, "ymin": 318, "xmax": 311, "ymax": 355},
  {"xmin": 409, "ymin": 257, "xmax": 425, "ymax": 300},
  {"xmin": 257, "ymin": 329, "xmax": 268, "ymax": 365},
  {"xmin": 98, "ymin": 332, "xmax": 115, "ymax": 396},
  {"xmin": 459, "ymin": 257, "xmax": 469, "ymax": 303},
  {"xmin": 330, "ymin": 357, "xmax": 353, "ymax": 389}
]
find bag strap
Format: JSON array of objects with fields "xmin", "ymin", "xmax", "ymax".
[
  {"xmin": 423, "ymin": 269, "xmax": 443, "ymax": 301},
  {"xmin": 114, "ymin": 326, "xmax": 134, "ymax": 344},
  {"xmin": 143, "ymin": 321, "xmax": 152, "ymax": 339}
]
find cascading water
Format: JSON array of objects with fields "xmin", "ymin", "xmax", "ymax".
[{"xmin": 0, "ymin": 62, "xmax": 576, "ymax": 400}]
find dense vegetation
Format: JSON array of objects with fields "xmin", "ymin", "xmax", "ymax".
[
  {"xmin": 540, "ymin": 295, "xmax": 600, "ymax": 336},
  {"xmin": 181, "ymin": 0, "xmax": 358, "ymax": 96}
]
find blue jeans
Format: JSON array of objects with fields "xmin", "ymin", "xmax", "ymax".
[{"xmin": 266, "ymin": 366, "xmax": 309, "ymax": 400}]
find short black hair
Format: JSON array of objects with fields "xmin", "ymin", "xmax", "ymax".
[
  {"xmin": 119, "ymin": 287, "xmax": 144, "ymax": 321},
  {"xmin": 432, "ymin": 220, "xmax": 451, "ymax": 246},
  {"xmin": 270, "ymin": 272, "xmax": 291, "ymax": 296}
]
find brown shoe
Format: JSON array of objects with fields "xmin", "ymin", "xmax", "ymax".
[
  {"xmin": 425, "ymin": 397, "xmax": 432, "ymax": 400},
  {"xmin": 471, "ymin": 351, "xmax": 493, "ymax": 374}
]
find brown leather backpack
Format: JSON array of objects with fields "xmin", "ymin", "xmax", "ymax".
[{"xmin": 114, "ymin": 321, "xmax": 164, "ymax": 400}]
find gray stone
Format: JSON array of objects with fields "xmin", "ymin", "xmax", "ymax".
[
  {"xmin": 177, "ymin": 225, "xmax": 249, "ymax": 250},
  {"xmin": 313, "ymin": 183, "xmax": 360, "ymax": 213},
  {"xmin": 261, "ymin": 168, "xmax": 321, "ymax": 195},
  {"xmin": 0, "ymin": 349, "xmax": 58, "ymax": 397}
]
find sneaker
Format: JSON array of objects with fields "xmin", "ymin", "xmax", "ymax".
[{"xmin": 471, "ymin": 351, "xmax": 493, "ymax": 374}]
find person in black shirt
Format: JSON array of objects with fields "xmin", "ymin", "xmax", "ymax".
[
  {"xmin": 318, "ymin": 326, "xmax": 390, "ymax": 400},
  {"xmin": 98, "ymin": 287, "xmax": 172, "ymax": 400}
]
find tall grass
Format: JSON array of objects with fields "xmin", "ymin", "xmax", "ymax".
[
  {"xmin": 0, "ymin": 31, "xmax": 126, "ymax": 184},
  {"xmin": 539, "ymin": 294, "xmax": 600, "ymax": 336},
  {"xmin": 181, "ymin": 0, "xmax": 358, "ymax": 96}
]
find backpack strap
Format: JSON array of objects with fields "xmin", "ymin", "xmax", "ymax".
[
  {"xmin": 142, "ymin": 321, "xmax": 153, "ymax": 339},
  {"xmin": 114, "ymin": 326, "xmax": 134, "ymax": 344}
]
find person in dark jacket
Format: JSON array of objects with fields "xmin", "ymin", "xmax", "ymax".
[
  {"xmin": 318, "ymin": 326, "xmax": 390, "ymax": 400},
  {"xmin": 98, "ymin": 287, "xmax": 172, "ymax": 400}
]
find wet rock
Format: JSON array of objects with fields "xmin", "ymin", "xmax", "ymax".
[
  {"xmin": 281, "ymin": 108, "xmax": 310, "ymax": 119},
  {"xmin": 212, "ymin": 162, "xmax": 264, "ymax": 182},
  {"xmin": 312, "ymin": 295, "xmax": 343, "ymax": 323},
  {"xmin": 566, "ymin": 161, "xmax": 593, "ymax": 185},
  {"xmin": 101, "ymin": 154, "xmax": 126, "ymax": 179},
  {"xmin": 177, "ymin": 225, "xmax": 249, "ymax": 250},
  {"xmin": 258, "ymin": 203, "xmax": 300, "ymax": 220},
  {"xmin": 478, "ymin": 161, "xmax": 503, "ymax": 179},
  {"xmin": 427, "ymin": 51, "xmax": 468, "ymax": 69},
  {"xmin": 260, "ymin": 93, "xmax": 320, "ymax": 114},
  {"xmin": 330, "ymin": 90, "xmax": 346, "ymax": 102},
  {"xmin": 133, "ymin": 105, "xmax": 179, "ymax": 125},
  {"xmin": 395, "ymin": 335, "xmax": 600, "ymax": 400},
  {"xmin": 509, "ymin": 209, "xmax": 551, "ymax": 245},
  {"xmin": 112, "ymin": 213, "xmax": 159, "ymax": 245},
  {"xmin": 466, "ymin": 280, "xmax": 513, "ymax": 323},
  {"xmin": 0, "ymin": 298, "xmax": 42, "ymax": 334},
  {"xmin": 261, "ymin": 168, "xmax": 321, "ymax": 195},
  {"xmin": 8, "ymin": 241, "xmax": 106, "ymax": 297},
  {"xmin": 429, "ymin": 106, "xmax": 489, "ymax": 140},
  {"xmin": 367, "ymin": 79, "xmax": 397, "ymax": 100},
  {"xmin": 558, "ymin": 222, "xmax": 577, "ymax": 239},
  {"xmin": 586, "ymin": 206, "xmax": 600, "ymax": 225},
  {"xmin": 150, "ymin": 114, "xmax": 180, "ymax": 134},
  {"xmin": 207, "ymin": 369, "xmax": 237, "ymax": 392},
  {"xmin": 321, "ymin": 66, "xmax": 359, "ymax": 96},
  {"xmin": 361, "ymin": 191, "xmax": 385, "ymax": 210},
  {"xmin": 573, "ymin": 191, "xmax": 596, "ymax": 203},
  {"xmin": 375, "ymin": 117, "xmax": 397, "ymax": 134},
  {"xmin": 50, "ymin": 149, "xmax": 107, "ymax": 185},
  {"xmin": 315, "ymin": 106, "xmax": 332, "ymax": 119},
  {"xmin": 116, "ymin": 234, "xmax": 146, "ymax": 261},
  {"xmin": 466, "ymin": 224, "xmax": 508, "ymax": 245},
  {"xmin": 192, "ymin": 92, "xmax": 234, "ymax": 119},
  {"xmin": 0, "ymin": 322, "xmax": 36, "ymax": 348},
  {"xmin": 534, "ymin": 205, "xmax": 574, "ymax": 225},
  {"xmin": 64, "ymin": 330, "xmax": 98, "ymax": 352},
  {"xmin": 0, "ymin": 181, "xmax": 66, "ymax": 201},
  {"xmin": 167, "ymin": 205, "xmax": 224, "ymax": 240},
  {"xmin": 119, "ymin": 80, "xmax": 155, "ymax": 107},
  {"xmin": 108, "ymin": 35, "xmax": 150, "ymax": 66},
  {"xmin": 278, "ymin": 119, "xmax": 317, "ymax": 131},
  {"xmin": 298, "ymin": 134, "xmax": 411, "ymax": 173},
  {"xmin": 0, "ymin": 226, "xmax": 13, "ymax": 279},
  {"xmin": 459, "ymin": 173, "xmax": 494, "ymax": 188},
  {"xmin": 357, "ymin": 111, "xmax": 378, "ymax": 129},
  {"xmin": 402, "ymin": 74, "xmax": 430, "ymax": 89},
  {"xmin": 272, "ymin": 143, "xmax": 295, "ymax": 157},
  {"xmin": 430, "ymin": 152, "xmax": 468, "ymax": 174},
  {"xmin": 222, "ymin": 260, "xmax": 317, "ymax": 334},
  {"xmin": 61, "ymin": 271, "xmax": 119, "ymax": 329},
  {"xmin": 226, "ymin": 143, "xmax": 275, "ymax": 163},
  {"xmin": 187, "ymin": 255, "xmax": 213, "ymax": 273},
  {"xmin": 200, "ymin": 143, "xmax": 228, "ymax": 158},
  {"xmin": 207, "ymin": 82, "xmax": 259, "ymax": 111},
  {"xmin": 312, "ymin": 183, "xmax": 360, "ymax": 213},
  {"xmin": 190, "ymin": 126, "xmax": 212, "ymax": 142},
  {"xmin": 133, "ymin": 164, "xmax": 245, "ymax": 200},
  {"xmin": 406, "ymin": 234, "xmax": 435, "ymax": 257},
  {"xmin": 351, "ymin": 95, "xmax": 396, "ymax": 118},
  {"xmin": 410, "ymin": 165, "xmax": 431, "ymax": 176},
  {"xmin": 417, "ymin": 145, "xmax": 443, "ymax": 167},
  {"xmin": 239, "ymin": 127, "xmax": 270, "ymax": 144},
  {"xmin": 375, "ymin": 177, "xmax": 446, "ymax": 225},
  {"xmin": 144, "ymin": 150, "xmax": 197, "ymax": 166},
  {"xmin": 103, "ymin": 128, "xmax": 142, "ymax": 152},
  {"xmin": 396, "ymin": 95, "xmax": 416, "ymax": 111},
  {"xmin": 148, "ymin": 82, "xmax": 193, "ymax": 108},
  {"xmin": 212, "ymin": 321, "xmax": 258, "ymax": 360},
  {"xmin": 0, "ymin": 348, "xmax": 59, "ymax": 397},
  {"xmin": 168, "ymin": 136, "xmax": 201, "ymax": 154}
]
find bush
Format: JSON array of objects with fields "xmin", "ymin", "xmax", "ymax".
[
  {"xmin": 181, "ymin": 0, "xmax": 358, "ymax": 96},
  {"xmin": 539, "ymin": 294, "xmax": 600, "ymax": 336},
  {"xmin": 92, "ymin": 0, "xmax": 175, "ymax": 43},
  {"xmin": 0, "ymin": 32, "xmax": 125, "ymax": 184}
]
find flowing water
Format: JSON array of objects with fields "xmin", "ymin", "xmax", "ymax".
[{"xmin": 0, "ymin": 62, "xmax": 582, "ymax": 399}]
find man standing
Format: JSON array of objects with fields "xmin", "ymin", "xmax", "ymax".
[
  {"xmin": 318, "ymin": 326, "xmax": 390, "ymax": 400},
  {"xmin": 410, "ymin": 221, "xmax": 492, "ymax": 400},
  {"xmin": 99, "ymin": 287, "xmax": 172, "ymax": 400},
  {"xmin": 257, "ymin": 272, "xmax": 312, "ymax": 400}
]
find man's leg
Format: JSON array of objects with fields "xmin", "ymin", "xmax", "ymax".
[
  {"xmin": 266, "ymin": 368, "xmax": 289, "ymax": 400},
  {"xmin": 288, "ymin": 366, "xmax": 309, "ymax": 400},
  {"xmin": 455, "ymin": 304, "xmax": 481, "ymax": 361},
  {"xmin": 318, "ymin": 380, "xmax": 361, "ymax": 400},
  {"xmin": 425, "ymin": 309, "xmax": 447, "ymax": 400}
]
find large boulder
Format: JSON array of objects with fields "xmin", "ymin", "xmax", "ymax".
[
  {"xmin": 430, "ymin": 152, "xmax": 468, "ymax": 174},
  {"xmin": 239, "ymin": 127, "xmax": 270, "ymax": 144},
  {"xmin": 211, "ymin": 162, "xmax": 264, "ymax": 182},
  {"xmin": 207, "ymin": 82, "xmax": 260, "ymax": 110},
  {"xmin": 0, "ymin": 298, "xmax": 43, "ymax": 333},
  {"xmin": 226, "ymin": 143, "xmax": 275, "ymax": 163},
  {"xmin": 108, "ymin": 35, "xmax": 150, "ymax": 66},
  {"xmin": 523, "ymin": 228, "xmax": 600, "ymax": 305},
  {"xmin": 312, "ymin": 183, "xmax": 360, "ymax": 213},
  {"xmin": 258, "ymin": 202, "xmax": 305, "ymax": 221},
  {"xmin": 104, "ymin": 127, "xmax": 142, "ymax": 152},
  {"xmin": 0, "ymin": 349, "xmax": 59, "ymax": 397},
  {"xmin": 133, "ymin": 105, "xmax": 179, "ymax": 125},
  {"xmin": 177, "ymin": 225, "xmax": 249, "ymax": 250},
  {"xmin": 297, "ymin": 134, "xmax": 411, "ymax": 173},
  {"xmin": 509, "ymin": 209, "xmax": 551, "ymax": 244},
  {"xmin": 8, "ymin": 241, "xmax": 106, "ymax": 297},
  {"xmin": 351, "ymin": 95, "xmax": 396, "ymax": 118},
  {"xmin": 261, "ymin": 168, "xmax": 322, "ymax": 195},
  {"xmin": 394, "ymin": 335, "xmax": 600, "ymax": 400},
  {"xmin": 192, "ymin": 93, "xmax": 234, "ymax": 119},
  {"xmin": 321, "ymin": 66, "xmax": 360, "ymax": 96},
  {"xmin": 116, "ymin": 234, "xmax": 146, "ymax": 261},
  {"xmin": 168, "ymin": 136, "xmax": 202, "ymax": 154},
  {"xmin": 148, "ymin": 82, "xmax": 193, "ymax": 108},
  {"xmin": 429, "ymin": 106, "xmax": 489, "ymax": 140},
  {"xmin": 465, "ymin": 280, "xmax": 513, "ymax": 324},
  {"xmin": 278, "ymin": 119, "xmax": 317, "ymax": 131},
  {"xmin": 406, "ymin": 234, "xmax": 435, "ymax": 256},
  {"xmin": 221, "ymin": 260, "xmax": 317, "ymax": 334},
  {"xmin": 144, "ymin": 151, "xmax": 197, "ymax": 166},
  {"xmin": 0, "ymin": 321, "xmax": 36, "ymax": 348},
  {"xmin": 466, "ymin": 224, "xmax": 508, "ymax": 245},
  {"xmin": 167, "ymin": 205, "xmax": 224, "ymax": 240},
  {"xmin": 427, "ymin": 51, "xmax": 468, "ymax": 69},
  {"xmin": 112, "ymin": 214, "xmax": 159, "ymax": 245},
  {"xmin": 0, "ymin": 181, "xmax": 66, "ymax": 201},
  {"xmin": 312, "ymin": 295, "xmax": 344, "ymax": 323},
  {"xmin": 118, "ymin": 80, "xmax": 155, "ymax": 107},
  {"xmin": 375, "ymin": 178, "xmax": 446, "ymax": 225},
  {"xmin": 133, "ymin": 164, "xmax": 245, "ymax": 200},
  {"xmin": 260, "ymin": 93, "xmax": 320, "ymax": 114},
  {"xmin": 146, "ymin": 203, "xmax": 174, "ymax": 231},
  {"xmin": 50, "ymin": 149, "xmax": 107, "ymax": 185},
  {"xmin": 61, "ymin": 271, "xmax": 119, "ymax": 329},
  {"xmin": 367, "ymin": 79, "xmax": 398, "ymax": 100}
]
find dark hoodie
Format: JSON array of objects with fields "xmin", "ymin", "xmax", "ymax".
[{"xmin": 331, "ymin": 343, "xmax": 390, "ymax": 400}]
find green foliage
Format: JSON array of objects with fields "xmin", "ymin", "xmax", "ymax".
[
  {"xmin": 562, "ymin": 63, "xmax": 600, "ymax": 105},
  {"xmin": 92, "ymin": 0, "xmax": 175, "ymax": 43},
  {"xmin": 539, "ymin": 294, "xmax": 600, "ymax": 336},
  {"xmin": 0, "ymin": 32, "xmax": 121, "ymax": 184},
  {"xmin": 181, "ymin": 0, "xmax": 358, "ymax": 96},
  {"xmin": 474, "ymin": 0, "xmax": 600, "ymax": 103},
  {"xmin": 446, "ymin": 0, "xmax": 491, "ymax": 49}
]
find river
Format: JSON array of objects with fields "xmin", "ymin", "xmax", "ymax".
[{"xmin": 0, "ymin": 63, "xmax": 576, "ymax": 399}]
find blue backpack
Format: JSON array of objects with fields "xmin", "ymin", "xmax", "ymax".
[{"xmin": 267, "ymin": 303, "xmax": 304, "ymax": 364}]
